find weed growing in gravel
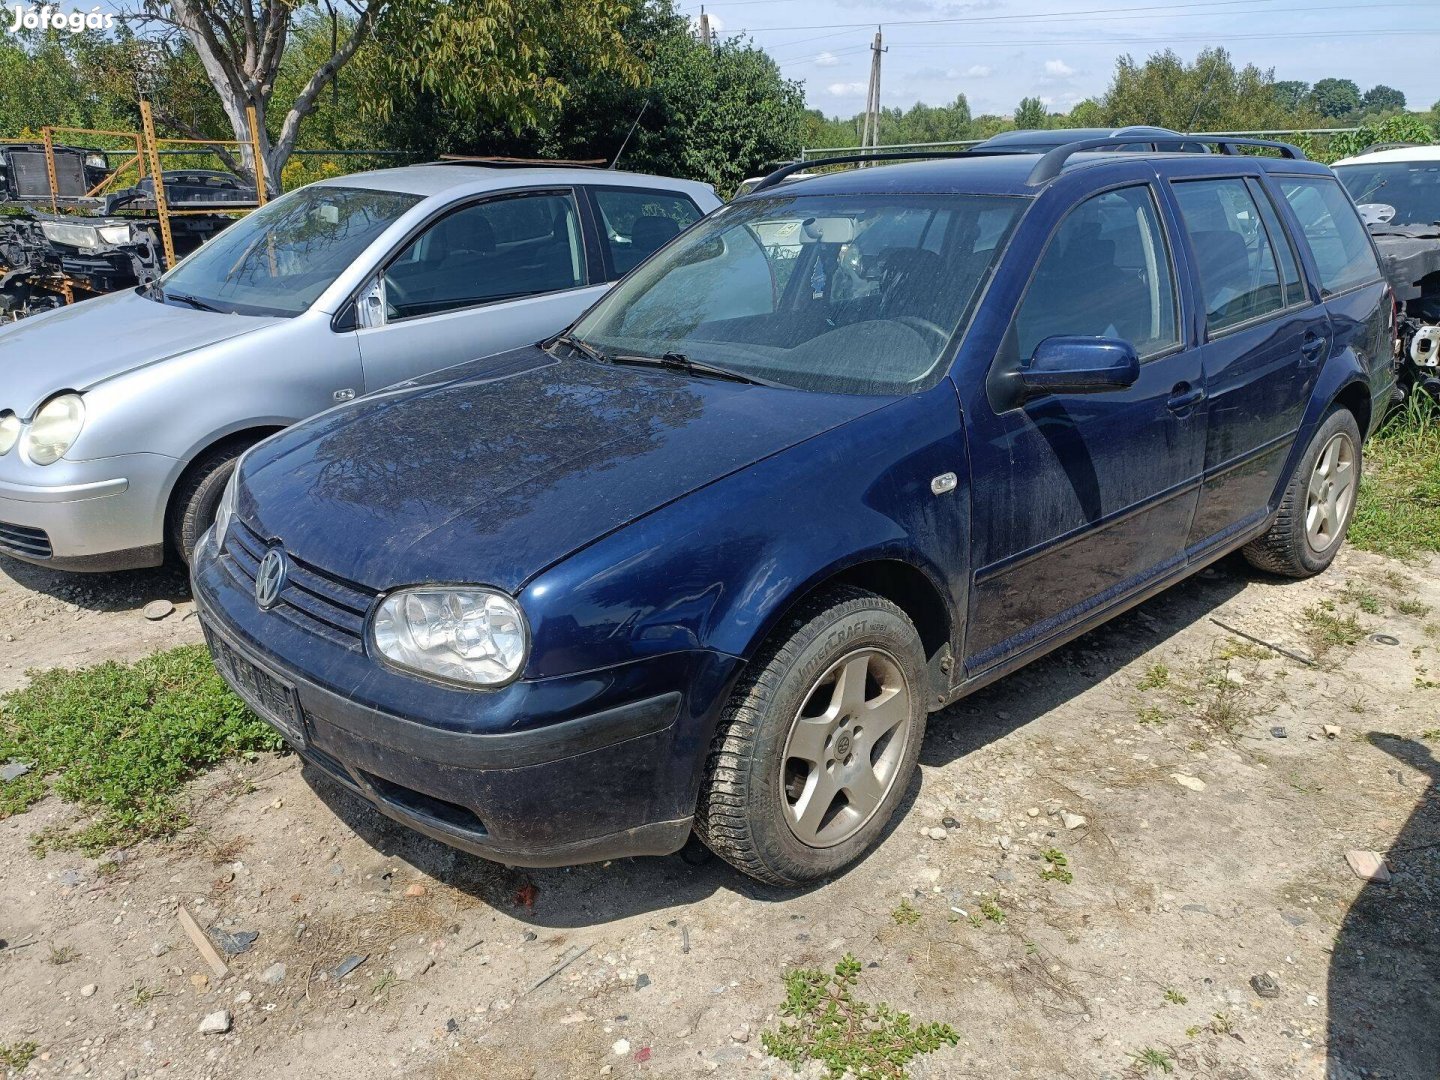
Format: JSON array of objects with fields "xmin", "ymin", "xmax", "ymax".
[
  {"xmin": 1129, "ymin": 1046, "xmax": 1174, "ymax": 1074},
  {"xmin": 47, "ymin": 944, "xmax": 78, "ymax": 965},
  {"xmin": 1399, "ymin": 597, "xmax": 1432, "ymax": 617},
  {"xmin": 1162, "ymin": 987, "xmax": 1188, "ymax": 1005},
  {"xmin": 1039, "ymin": 848, "xmax": 1073, "ymax": 884},
  {"xmin": 1138, "ymin": 664, "xmax": 1171, "ymax": 691},
  {"xmin": 0, "ymin": 1042, "xmax": 39, "ymax": 1070},
  {"xmin": 1351, "ymin": 397, "xmax": 1440, "ymax": 559},
  {"xmin": 1301, "ymin": 602, "xmax": 1365, "ymax": 658},
  {"xmin": 1136, "ymin": 705, "xmax": 1166, "ymax": 727},
  {"xmin": 0, "ymin": 645, "xmax": 281, "ymax": 854},
  {"xmin": 762, "ymin": 954, "xmax": 960, "ymax": 1079},
  {"xmin": 1423, "ymin": 729, "xmax": 1439, "ymax": 741},
  {"xmin": 1341, "ymin": 581, "xmax": 1383, "ymax": 614},
  {"xmin": 891, "ymin": 899, "xmax": 921, "ymax": 926},
  {"xmin": 978, "ymin": 896, "xmax": 1005, "ymax": 924}
]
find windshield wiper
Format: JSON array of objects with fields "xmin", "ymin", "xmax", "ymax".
[
  {"xmin": 611, "ymin": 351, "xmax": 775, "ymax": 387},
  {"xmin": 547, "ymin": 332, "xmax": 609, "ymax": 364},
  {"xmin": 164, "ymin": 291, "xmax": 225, "ymax": 313}
]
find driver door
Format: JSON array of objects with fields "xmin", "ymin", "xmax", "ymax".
[{"xmin": 352, "ymin": 189, "xmax": 608, "ymax": 391}]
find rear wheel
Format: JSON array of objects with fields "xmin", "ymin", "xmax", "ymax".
[
  {"xmin": 1243, "ymin": 407, "xmax": 1361, "ymax": 578},
  {"xmin": 167, "ymin": 443, "xmax": 247, "ymax": 565},
  {"xmin": 696, "ymin": 587, "xmax": 927, "ymax": 886}
]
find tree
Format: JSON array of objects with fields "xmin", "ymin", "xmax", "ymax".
[
  {"xmin": 129, "ymin": 0, "xmax": 641, "ymax": 189},
  {"xmin": 1272, "ymin": 79, "xmax": 1310, "ymax": 111},
  {"xmin": 1014, "ymin": 96, "xmax": 1047, "ymax": 130},
  {"xmin": 1098, "ymin": 48, "xmax": 1315, "ymax": 131},
  {"xmin": 1361, "ymin": 84, "xmax": 1406, "ymax": 114},
  {"xmin": 1310, "ymin": 77, "xmax": 1362, "ymax": 118}
]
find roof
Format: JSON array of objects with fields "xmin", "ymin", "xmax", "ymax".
[
  {"xmin": 1333, "ymin": 145, "xmax": 1440, "ymax": 168},
  {"xmin": 746, "ymin": 148, "xmax": 1331, "ymax": 199},
  {"xmin": 311, "ymin": 163, "xmax": 715, "ymax": 202},
  {"xmin": 975, "ymin": 126, "xmax": 1182, "ymax": 150}
]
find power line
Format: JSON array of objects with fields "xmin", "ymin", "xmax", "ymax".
[{"xmin": 883, "ymin": 27, "xmax": 1440, "ymax": 48}]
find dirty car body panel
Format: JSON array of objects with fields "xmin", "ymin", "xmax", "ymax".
[{"xmin": 193, "ymin": 148, "xmax": 1391, "ymax": 869}]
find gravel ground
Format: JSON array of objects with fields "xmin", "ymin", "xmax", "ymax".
[{"xmin": 0, "ymin": 547, "xmax": 1436, "ymax": 1080}]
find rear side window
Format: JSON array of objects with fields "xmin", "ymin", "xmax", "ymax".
[
  {"xmin": 593, "ymin": 187, "xmax": 702, "ymax": 278},
  {"xmin": 1278, "ymin": 177, "xmax": 1381, "ymax": 296},
  {"xmin": 1247, "ymin": 178, "xmax": 1303, "ymax": 305},
  {"xmin": 1016, "ymin": 185, "xmax": 1179, "ymax": 360},
  {"xmin": 1172, "ymin": 178, "xmax": 1285, "ymax": 333}
]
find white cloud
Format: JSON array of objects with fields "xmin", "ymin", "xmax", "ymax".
[
  {"xmin": 814, "ymin": 51, "xmax": 841, "ymax": 67},
  {"xmin": 963, "ymin": 64, "xmax": 992, "ymax": 78},
  {"xmin": 1043, "ymin": 59, "xmax": 1075, "ymax": 78},
  {"xmin": 827, "ymin": 82, "xmax": 870, "ymax": 97}
]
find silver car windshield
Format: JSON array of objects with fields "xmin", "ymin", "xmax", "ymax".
[
  {"xmin": 1335, "ymin": 161, "xmax": 1440, "ymax": 227},
  {"xmin": 571, "ymin": 192, "xmax": 1025, "ymax": 395},
  {"xmin": 152, "ymin": 185, "xmax": 422, "ymax": 317}
]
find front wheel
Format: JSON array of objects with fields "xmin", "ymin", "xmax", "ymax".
[
  {"xmin": 695, "ymin": 587, "xmax": 927, "ymax": 886},
  {"xmin": 1242, "ymin": 407, "xmax": 1362, "ymax": 578}
]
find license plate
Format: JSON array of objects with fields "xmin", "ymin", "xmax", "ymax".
[{"xmin": 205, "ymin": 628, "xmax": 305, "ymax": 748}]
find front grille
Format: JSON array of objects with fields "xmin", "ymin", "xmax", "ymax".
[
  {"xmin": 205, "ymin": 627, "xmax": 304, "ymax": 746},
  {"xmin": 226, "ymin": 520, "xmax": 373, "ymax": 648},
  {"xmin": 0, "ymin": 521, "xmax": 53, "ymax": 559}
]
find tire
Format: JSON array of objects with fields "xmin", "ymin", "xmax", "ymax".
[
  {"xmin": 695, "ymin": 586, "xmax": 927, "ymax": 886},
  {"xmin": 1242, "ymin": 406, "xmax": 1362, "ymax": 579},
  {"xmin": 167, "ymin": 443, "xmax": 246, "ymax": 565}
]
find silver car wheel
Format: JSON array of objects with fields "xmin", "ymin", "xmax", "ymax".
[
  {"xmin": 1305, "ymin": 431, "xmax": 1357, "ymax": 552},
  {"xmin": 780, "ymin": 647, "xmax": 912, "ymax": 849}
]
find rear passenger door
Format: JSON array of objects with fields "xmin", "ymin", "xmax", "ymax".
[
  {"xmin": 583, "ymin": 186, "xmax": 704, "ymax": 280},
  {"xmin": 352, "ymin": 189, "xmax": 608, "ymax": 391},
  {"xmin": 1168, "ymin": 175, "xmax": 1329, "ymax": 550}
]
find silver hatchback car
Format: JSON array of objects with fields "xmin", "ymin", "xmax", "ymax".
[{"xmin": 0, "ymin": 163, "xmax": 718, "ymax": 570}]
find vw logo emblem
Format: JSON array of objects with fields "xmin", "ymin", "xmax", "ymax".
[{"xmin": 254, "ymin": 548, "xmax": 288, "ymax": 610}]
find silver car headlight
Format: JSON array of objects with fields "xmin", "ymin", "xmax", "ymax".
[
  {"xmin": 39, "ymin": 221, "xmax": 103, "ymax": 249},
  {"xmin": 97, "ymin": 223, "xmax": 132, "ymax": 245},
  {"xmin": 0, "ymin": 411, "xmax": 19, "ymax": 455},
  {"xmin": 212, "ymin": 468, "xmax": 238, "ymax": 553},
  {"xmin": 371, "ymin": 587, "xmax": 528, "ymax": 688},
  {"xmin": 25, "ymin": 393, "xmax": 85, "ymax": 465}
]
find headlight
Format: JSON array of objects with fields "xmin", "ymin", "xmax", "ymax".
[
  {"xmin": 212, "ymin": 468, "xmax": 238, "ymax": 553},
  {"xmin": 85, "ymin": 153, "xmax": 108, "ymax": 170},
  {"xmin": 371, "ymin": 587, "xmax": 528, "ymax": 688},
  {"xmin": 39, "ymin": 221, "xmax": 103, "ymax": 249},
  {"xmin": 24, "ymin": 393, "xmax": 85, "ymax": 465},
  {"xmin": 97, "ymin": 223, "xmax": 132, "ymax": 245},
  {"xmin": 0, "ymin": 411, "xmax": 18, "ymax": 456}
]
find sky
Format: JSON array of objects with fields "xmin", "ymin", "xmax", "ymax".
[{"xmin": 679, "ymin": 0, "xmax": 1440, "ymax": 127}]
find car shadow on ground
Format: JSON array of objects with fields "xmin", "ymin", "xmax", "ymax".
[
  {"xmin": 0, "ymin": 553, "xmax": 191, "ymax": 613},
  {"xmin": 306, "ymin": 558, "xmax": 1254, "ymax": 929},
  {"xmin": 1326, "ymin": 734, "xmax": 1439, "ymax": 1078}
]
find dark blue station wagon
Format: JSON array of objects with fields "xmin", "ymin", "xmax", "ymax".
[{"xmin": 194, "ymin": 139, "xmax": 1394, "ymax": 885}]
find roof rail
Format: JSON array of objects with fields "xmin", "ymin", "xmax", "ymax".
[
  {"xmin": 1355, "ymin": 141, "xmax": 1426, "ymax": 157},
  {"xmin": 1026, "ymin": 135, "xmax": 1305, "ymax": 185},
  {"xmin": 750, "ymin": 150, "xmax": 1011, "ymax": 194},
  {"xmin": 426, "ymin": 156, "xmax": 606, "ymax": 169}
]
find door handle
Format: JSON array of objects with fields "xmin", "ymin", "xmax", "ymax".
[
  {"xmin": 1301, "ymin": 331, "xmax": 1326, "ymax": 364},
  {"xmin": 1166, "ymin": 383, "xmax": 1205, "ymax": 413}
]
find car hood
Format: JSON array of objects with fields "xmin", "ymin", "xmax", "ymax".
[
  {"xmin": 0, "ymin": 289, "xmax": 283, "ymax": 416},
  {"xmin": 241, "ymin": 347, "xmax": 890, "ymax": 594}
]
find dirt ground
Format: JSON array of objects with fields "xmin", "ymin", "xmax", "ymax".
[{"xmin": 1, "ymin": 546, "xmax": 1437, "ymax": 1080}]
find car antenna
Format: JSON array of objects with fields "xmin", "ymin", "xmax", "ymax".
[{"xmin": 610, "ymin": 100, "xmax": 649, "ymax": 170}]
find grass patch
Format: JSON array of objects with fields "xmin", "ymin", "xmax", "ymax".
[
  {"xmin": 0, "ymin": 645, "xmax": 281, "ymax": 854},
  {"xmin": 1341, "ymin": 580, "xmax": 1383, "ymax": 615},
  {"xmin": 1301, "ymin": 602, "xmax": 1364, "ymax": 659},
  {"xmin": 1129, "ymin": 1047, "xmax": 1174, "ymax": 1075},
  {"xmin": 1138, "ymin": 663, "xmax": 1171, "ymax": 691},
  {"xmin": 762, "ymin": 954, "xmax": 960, "ymax": 1079},
  {"xmin": 0, "ymin": 1042, "xmax": 38, "ymax": 1070},
  {"xmin": 1352, "ymin": 399, "xmax": 1440, "ymax": 560},
  {"xmin": 1399, "ymin": 597, "xmax": 1432, "ymax": 617},
  {"xmin": 978, "ymin": 896, "xmax": 1005, "ymax": 924},
  {"xmin": 890, "ymin": 899, "xmax": 921, "ymax": 926}
]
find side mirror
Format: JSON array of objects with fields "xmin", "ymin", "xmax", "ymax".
[{"xmin": 1020, "ymin": 336, "xmax": 1140, "ymax": 396}]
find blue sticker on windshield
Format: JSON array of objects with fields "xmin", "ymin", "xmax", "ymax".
[{"xmin": 811, "ymin": 261, "xmax": 826, "ymax": 299}]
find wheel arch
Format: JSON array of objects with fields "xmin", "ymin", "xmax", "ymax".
[{"xmin": 161, "ymin": 424, "xmax": 287, "ymax": 533}]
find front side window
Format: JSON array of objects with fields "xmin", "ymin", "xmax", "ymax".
[
  {"xmin": 1279, "ymin": 176, "xmax": 1381, "ymax": 296},
  {"xmin": 1015, "ymin": 185, "xmax": 1179, "ymax": 360},
  {"xmin": 593, "ymin": 187, "xmax": 702, "ymax": 278},
  {"xmin": 157, "ymin": 185, "xmax": 422, "ymax": 317},
  {"xmin": 1334, "ymin": 159, "xmax": 1440, "ymax": 227},
  {"xmin": 570, "ymin": 192, "xmax": 1027, "ymax": 396},
  {"xmin": 1172, "ymin": 177, "xmax": 1285, "ymax": 333},
  {"xmin": 383, "ymin": 192, "xmax": 584, "ymax": 321}
]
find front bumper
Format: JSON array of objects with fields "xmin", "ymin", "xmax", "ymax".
[
  {"xmin": 192, "ymin": 536, "xmax": 742, "ymax": 867},
  {"xmin": 0, "ymin": 453, "xmax": 173, "ymax": 570}
]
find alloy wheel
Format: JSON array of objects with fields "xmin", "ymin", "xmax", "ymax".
[
  {"xmin": 780, "ymin": 647, "xmax": 912, "ymax": 848},
  {"xmin": 1305, "ymin": 431, "xmax": 1357, "ymax": 552}
]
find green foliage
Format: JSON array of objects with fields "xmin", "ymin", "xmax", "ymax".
[
  {"xmin": 1039, "ymin": 848, "xmax": 1073, "ymax": 884},
  {"xmin": 1014, "ymin": 96, "xmax": 1048, "ymax": 130},
  {"xmin": 761, "ymin": 955, "xmax": 960, "ymax": 1079},
  {"xmin": 1300, "ymin": 603, "xmax": 1365, "ymax": 658},
  {"xmin": 978, "ymin": 896, "xmax": 1005, "ymax": 924},
  {"xmin": 1163, "ymin": 987, "xmax": 1188, "ymax": 1005},
  {"xmin": 1130, "ymin": 1046, "xmax": 1175, "ymax": 1074},
  {"xmin": 0, "ymin": 1042, "xmax": 39, "ymax": 1070},
  {"xmin": 1352, "ymin": 398, "xmax": 1440, "ymax": 559},
  {"xmin": 1310, "ymin": 77, "xmax": 1362, "ymax": 118},
  {"xmin": 1138, "ymin": 663, "xmax": 1171, "ymax": 691},
  {"xmin": 891, "ymin": 898, "xmax": 921, "ymax": 925},
  {"xmin": 1097, "ymin": 48, "xmax": 1313, "ymax": 133},
  {"xmin": 1362, "ymin": 85, "xmax": 1407, "ymax": 114},
  {"xmin": 0, "ymin": 645, "xmax": 281, "ymax": 853}
]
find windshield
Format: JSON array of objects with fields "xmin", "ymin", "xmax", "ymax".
[
  {"xmin": 153, "ymin": 185, "xmax": 422, "ymax": 316},
  {"xmin": 1335, "ymin": 161, "xmax": 1440, "ymax": 227},
  {"xmin": 570, "ymin": 192, "xmax": 1026, "ymax": 395}
]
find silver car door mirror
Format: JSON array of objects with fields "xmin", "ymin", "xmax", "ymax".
[{"xmin": 357, "ymin": 273, "xmax": 387, "ymax": 329}]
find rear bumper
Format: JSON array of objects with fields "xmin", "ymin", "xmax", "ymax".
[{"xmin": 192, "ymin": 539, "xmax": 741, "ymax": 866}]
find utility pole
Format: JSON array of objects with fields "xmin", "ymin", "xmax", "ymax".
[
  {"xmin": 861, "ymin": 26, "xmax": 886, "ymax": 160},
  {"xmin": 698, "ymin": 7, "xmax": 712, "ymax": 51}
]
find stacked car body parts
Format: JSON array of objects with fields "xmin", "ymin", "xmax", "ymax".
[{"xmin": 0, "ymin": 142, "xmax": 255, "ymax": 319}]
